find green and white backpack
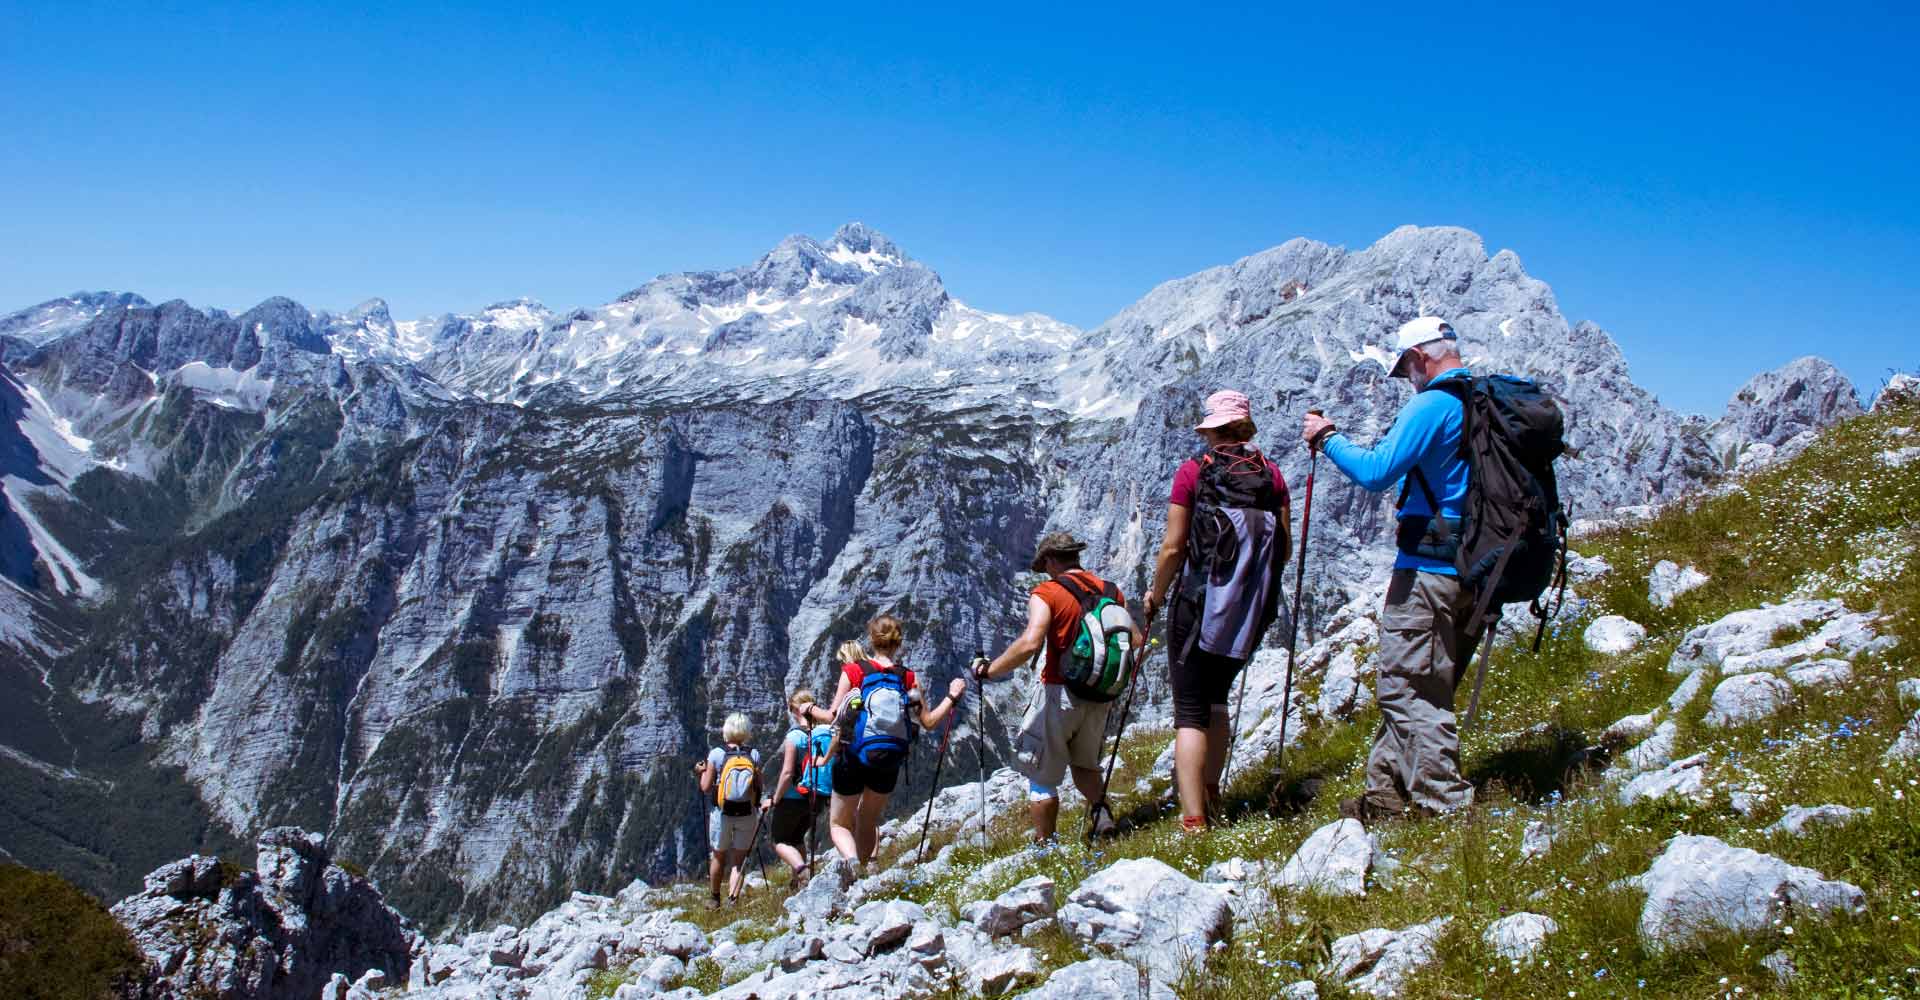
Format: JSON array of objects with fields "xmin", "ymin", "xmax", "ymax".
[{"xmin": 1054, "ymin": 573, "xmax": 1139, "ymax": 702}]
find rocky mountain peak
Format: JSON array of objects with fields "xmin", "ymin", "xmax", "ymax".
[
  {"xmin": 110, "ymin": 827, "xmax": 417, "ymax": 1000},
  {"xmin": 1708, "ymin": 355, "xmax": 1865, "ymax": 468}
]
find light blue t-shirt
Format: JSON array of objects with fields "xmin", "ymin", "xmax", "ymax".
[
  {"xmin": 1323, "ymin": 369, "xmax": 1472, "ymax": 575},
  {"xmin": 781, "ymin": 727, "xmax": 811, "ymax": 801}
]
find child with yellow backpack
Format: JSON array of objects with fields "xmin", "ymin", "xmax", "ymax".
[{"xmin": 696, "ymin": 712, "xmax": 763, "ymax": 908}]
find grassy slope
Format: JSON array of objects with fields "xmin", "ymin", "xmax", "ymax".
[
  {"xmin": 601, "ymin": 397, "xmax": 1920, "ymax": 999},
  {"xmin": 886, "ymin": 396, "xmax": 1920, "ymax": 998}
]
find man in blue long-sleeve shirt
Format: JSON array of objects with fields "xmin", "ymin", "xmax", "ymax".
[{"xmin": 1302, "ymin": 316, "xmax": 1477, "ymax": 823}]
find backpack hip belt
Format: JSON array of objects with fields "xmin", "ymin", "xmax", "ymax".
[
  {"xmin": 1395, "ymin": 466, "xmax": 1464, "ymax": 562},
  {"xmin": 1395, "ymin": 512, "xmax": 1465, "ymax": 562}
]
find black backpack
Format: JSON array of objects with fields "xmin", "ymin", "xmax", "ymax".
[
  {"xmin": 1409, "ymin": 375, "xmax": 1569, "ymax": 634},
  {"xmin": 1181, "ymin": 444, "xmax": 1290, "ymax": 659},
  {"xmin": 1186, "ymin": 444, "xmax": 1288, "ymax": 574}
]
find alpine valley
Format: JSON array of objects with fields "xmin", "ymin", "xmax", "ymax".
[{"xmin": 0, "ymin": 223, "xmax": 1863, "ymax": 932}]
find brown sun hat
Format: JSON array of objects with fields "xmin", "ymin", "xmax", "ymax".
[{"xmin": 1029, "ymin": 531, "xmax": 1088, "ymax": 572}]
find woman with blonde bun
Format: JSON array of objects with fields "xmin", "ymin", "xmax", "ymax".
[{"xmin": 821, "ymin": 615, "xmax": 965, "ymax": 870}]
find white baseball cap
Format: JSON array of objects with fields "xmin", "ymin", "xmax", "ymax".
[{"xmin": 1386, "ymin": 316, "xmax": 1457, "ymax": 378}]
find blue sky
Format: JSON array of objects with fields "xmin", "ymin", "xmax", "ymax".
[{"xmin": 2, "ymin": 2, "xmax": 1914, "ymax": 413}]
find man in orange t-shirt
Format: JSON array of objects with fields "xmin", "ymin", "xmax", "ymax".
[{"xmin": 976, "ymin": 531, "xmax": 1142, "ymax": 843}]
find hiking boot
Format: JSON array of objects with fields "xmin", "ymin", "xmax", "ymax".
[
  {"xmin": 705, "ymin": 894, "xmax": 722, "ymax": 911},
  {"xmin": 1338, "ymin": 792, "xmax": 1410, "ymax": 828},
  {"xmin": 1087, "ymin": 804, "xmax": 1119, "ymax": 839}
]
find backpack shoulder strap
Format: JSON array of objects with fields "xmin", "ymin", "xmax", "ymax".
[
  {"xmin": 1053, "ymin": 572, "xmax": 1091, "ymax": 604},
  {"xmin": 1405, "ymin": 465, "xmax": 1440, "ymax": 511}
]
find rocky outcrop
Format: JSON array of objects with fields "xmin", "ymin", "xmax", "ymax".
[
  {"xmin": 110, "ymin": 828, "xmax": 416, "ymax": 1000},
  {"xmin": 1058, "ymin": 857, "xmax": 1231, "ymax": 984},
  {"xmin": 1708, "ymin": 357, "xmax": 1864, "ymax": 469},
  {"xmin": 1626, "ymin": 834, "xmax": 1865, "ymax": 951}
]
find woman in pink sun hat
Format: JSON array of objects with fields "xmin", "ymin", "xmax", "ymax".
[{"xmin": 1141, "ymin": 389, "xmax": 1292, "ymax": 831}]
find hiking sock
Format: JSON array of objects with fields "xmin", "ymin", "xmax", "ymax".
[{"xmin": 1181, "ymin": 814, "xmax": 1208, "ymax": 834}]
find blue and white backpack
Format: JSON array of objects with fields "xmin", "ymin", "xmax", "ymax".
[{"xmin": 851, "ymin": 660, "xmax": 912, "ymax": 767}]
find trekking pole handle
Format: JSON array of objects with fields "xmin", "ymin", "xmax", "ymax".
[{"xmin": 1305, "ymin": 408, "xmax": 1328, "ymax": 454}]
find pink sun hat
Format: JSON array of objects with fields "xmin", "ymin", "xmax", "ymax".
[{"xmin": 1195, "ymin": 389, "xmax": 1252, "ymax": 430}]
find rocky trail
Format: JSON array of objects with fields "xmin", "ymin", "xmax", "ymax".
[{"xmin": 100, "ymin": 380, "xmax": 1920, "ymax": 997}]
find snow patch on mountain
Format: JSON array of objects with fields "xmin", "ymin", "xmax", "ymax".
[
  {"xmin": 170, "ymin": 362, "xmax": 276, "ymax": 412},
  {"xmin": 1, "ymin": 480, "xmax": 99, "ymax": 598}
]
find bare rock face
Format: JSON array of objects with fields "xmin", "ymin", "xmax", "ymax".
[
  {"xmin": 110, "ymin": 828, "xmax": 416, "ymax": 1000},
  {"xmin": 1707, "ymin": 356, "xmax": 1864, "ymax": 469}
]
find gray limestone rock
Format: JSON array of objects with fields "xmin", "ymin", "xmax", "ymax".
[
  {"xmin": 1315, "ymin": 647, "xmax": 1374, "ymax": 720},
  {"xmin": 1720, "ymin": 613, "xmax": 1888, "ymax": 676},
  {"xmin": 1626, "ymin": 834, "xmax": 1864, "ymax": 951},
  {"xmin": 771, "ymin": 932, "xmax": 824, "ymax": 971},
  {"xmin": 1617, "ymin": 753, "xmax": 1711, "ymax": 807},
  {"xmin": 1878, "ymin": 373, "xmax": 1920, "ymax": 410},
  {"xmin": 110, "ymin": 830, "xmax": 415, "ymax": 1000},
  {"xmin": 1883, "ymin": 709, "xmax": 1920, "ymax": 762},
  {"xmin": 784, "ymin": 861, "xmax": 853, "ymax": 924},
  {"xmin": 1784, "ymin": 658, "xmax": 1853, "ymax": 690},
  {"xmin": 1277, "ymin": 819, "xmax": 1375, "ymax": 897},
  {"xmin": 1583, "ymin": 615, "xmax": 1647, "ymax": 654},
  {"xmin": 972, "ymin": 946, "xmax": 1046, "ymax": 997},
  {"xmin": 1613, "ymin": 720, "xmax": 1678, "ymax": 777},
  {"xmin": 1519, "ymin": 821, "xmax": 1554, "ymax": 862},
  {"xmin": 1600, "ymin": 711, "xmax": 1658, "ymax": 746},
  {"xmin": 1704, "ymin": 673, "xmax": 1794, "ymax": 728},
  {"xmin": 1566, "ymin": 552, "xmax": 1612, "ymax": 582},
  {"xmin": 1761, "ymin": 949, "xmax": 1797, "ymax": 986},
  {"xmin": 1765, "ymin": 804, "xmax": 1868, "ymax": 837},
  {"xmin": 1668, "ymin": 600, "xmax": 1847, "ymax": 674},
  {"xmin": 1327, "ymin": 917, "xmax": 1451, "ymax": 998},
  {"xmin": 1020, "ymin": 958, "xmax": 1176, "ymax": 1000},
  {"xmin": 1667, "ymin": 669, "xmax": 1710, "ymax": 713},
  {"xmin": 1059, "ymin": 857, "xmax": 1231, "ymax": 984},
  {"xmin": 1708, "ymin": 357, "xmax": 1863, "ymax": 468},
  {"xmin": 1483, "ymin": 912, "xmax": 1558, "ymax": 962},
  {"xmin": 1648, "ymin": 561, "xmax": 1710, "ymax": 608},
  {"xmin": 851, "ymin": 898, "xmax": 926, "ymax": 954},
  {"xmin": 962, "ymin": 875, "xmax": 1056, "ymax": 938}
]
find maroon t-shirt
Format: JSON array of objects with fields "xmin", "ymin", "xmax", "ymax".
[{"xmin": 1170, "ymin": 453, "xmax": 1290, "ymax": 508}]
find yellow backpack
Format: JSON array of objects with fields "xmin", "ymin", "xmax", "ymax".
[{"xmin": 715, "ymin": 746, "xmax": 757, "ymax": 816}]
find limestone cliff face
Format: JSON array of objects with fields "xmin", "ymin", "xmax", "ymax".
[{"xmin": 0, "ymin": 226, "xmax": 1858, "ymax": 929}]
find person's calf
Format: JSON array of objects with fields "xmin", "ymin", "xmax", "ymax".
[{"xmin": 1028, "ymin": 783, "xmax": 1060, "ymax": 843}]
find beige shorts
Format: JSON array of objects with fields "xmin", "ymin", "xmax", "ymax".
[
  {"xmin": 1011, "ymin": 682, "xmax": 1113, "ymax": 794},
  {"xmin": 708, "ymin": 809, "xmax": 756, "ymax": 853}
]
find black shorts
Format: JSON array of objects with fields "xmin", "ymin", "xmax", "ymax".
[
  {"xmin": 770, "ymin": 796, "xmax": 817, "ymax": 848},
  {"xmin": 831, "ymin": 752, "xmax": 902, "ymax": 796},
  {"xmin": 1168, "ymin": 592, "xmax": 1248, "ymax": 729}
]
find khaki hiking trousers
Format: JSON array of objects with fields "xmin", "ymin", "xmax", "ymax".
[{"xmin": 1364, "ymin": 569, "xmax": 1478, "ymax": 815}]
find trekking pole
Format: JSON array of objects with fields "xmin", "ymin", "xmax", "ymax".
[
  {"xmin": 1086, "ymin": 624, "xmax": 1159, "ymax": 846},
  {"xmin": 973, "ymin": 650, "xmax": 989, "ymax": 847},
  {"xmin": 1264, "ymin": 426, "xmax": 1322, "ymax": 812},
  {"xmin": 913, "ymin": 680, "xmax": 963, "ymax": 862},
  {"xmin": 740, "ymin": 804, "xmax": 770, "ymax": 896}
]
